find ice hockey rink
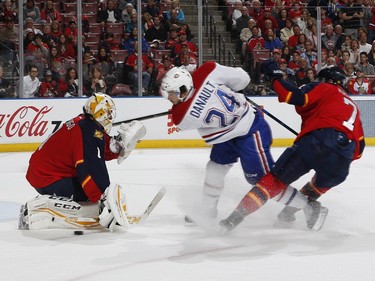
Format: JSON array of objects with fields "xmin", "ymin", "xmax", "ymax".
[{"xmin": 1, "ymin": 146, "xmax": 375, "ymax": 281}]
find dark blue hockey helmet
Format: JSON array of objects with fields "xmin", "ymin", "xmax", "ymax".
[{"xmin": 317, "ymin": 66, "xmax": 346, "ymax": 85}]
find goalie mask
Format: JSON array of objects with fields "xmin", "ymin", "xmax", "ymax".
[
  {"xmin": 160, "ymin": 67, "xmax": 194, "ymax": 102},
  {"xmin": 83, "ymin": 93, "xmax": 116, "ymax": 133}
]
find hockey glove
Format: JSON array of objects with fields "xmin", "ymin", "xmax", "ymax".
[
  {"xmin": 260, "ymin": 59, "xmax": 283, "ymax": 81},
  {"xmin": 116, "ymin": 121, "xmax": 147, "ymax": 164}
]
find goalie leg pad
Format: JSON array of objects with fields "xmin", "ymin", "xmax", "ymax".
[
  {"xmin": 22, "ymin": 195, "xmax": 100, "ymax": 230},
  {"xmin": 99, "ymin": 183, "xmax": 129, "ymax": 230}
]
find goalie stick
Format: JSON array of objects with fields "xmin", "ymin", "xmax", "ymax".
[{"xmin": 127, "ymin": 187, "xmax": 167, "ymax": 224}]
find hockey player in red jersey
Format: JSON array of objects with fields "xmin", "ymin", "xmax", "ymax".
[
  {"xmin": 20, "ymin": 93, "xmax": 147, "ymax": 231},
  {"xmin": 160, "ymin": 62, "xmax": 315, "ymax": 227},
  {"xmin": 220, "ymin": 61, "xmax": 366, "ymax": 232}
]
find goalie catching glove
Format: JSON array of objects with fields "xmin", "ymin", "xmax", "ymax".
[
  {"xmin": 99, "ymin": 183, "xmax": 129, "ymax": 231},
  {"xmin": 113, "ymin": 121, "xmax": 147, "ymax": 164}
]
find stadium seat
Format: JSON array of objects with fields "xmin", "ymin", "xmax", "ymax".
[
  {"xmin": 106, "ymin": 22, "xmax": 124, "ymax": 34},
  {"xmin": 110, "ymin": 84, "xmax": 133, "ymax": 96},
  {"xmin": 110, "ymin": 50, "xmax": 129, "ymax": 63},
  {"xmin": 153, "ymin": 49, "xmax": 171, "ymax": 59},
  {"xmin": 82, "ymin": 2, "xmax": 98, "ymax": 14}
]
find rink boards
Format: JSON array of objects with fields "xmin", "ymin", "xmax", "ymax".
[{"xmin": 0, "ymin": 96, "xmax": 374, "ymax": 152}]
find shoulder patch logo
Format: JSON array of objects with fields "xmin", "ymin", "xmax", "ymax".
[{"xmin": 94, "ymin": 129, "xmax": 103, "ymax": 140}]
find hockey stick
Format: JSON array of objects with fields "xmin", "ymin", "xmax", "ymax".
[
  {"xmin": 245, "ymin": 96, "xmax": 298, "ymax": 136},
  {"xmin": 113, "ymin": 111, "xmax": 170, "ymax": 126},
  {"xmin": 127, "ymin": 187, "xmax": 167, "ymax": 224}
]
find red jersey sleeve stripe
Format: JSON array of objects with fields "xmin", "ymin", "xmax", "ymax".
[{"xmin": 75, "ymin": 159, "xmax": 84, "ymax": 167}]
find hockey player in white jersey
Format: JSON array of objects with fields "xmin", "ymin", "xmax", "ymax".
[{"xmin": 160, "ymin": 62, "xmax": 313, "ymax": 228}]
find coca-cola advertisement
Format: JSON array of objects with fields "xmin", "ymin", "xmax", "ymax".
[{"xmin": 0, "ymin": 100, "xmax": 82, "ymax": 144}]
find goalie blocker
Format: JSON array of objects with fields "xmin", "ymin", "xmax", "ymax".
[{"xmin": 19, "ymin": 184, "xmax": 166, "ymax": 232}]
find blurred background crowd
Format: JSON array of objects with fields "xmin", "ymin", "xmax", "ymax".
[{"xmin": 0, "ymin": 0, "xmax": 374, "ymax": 98}]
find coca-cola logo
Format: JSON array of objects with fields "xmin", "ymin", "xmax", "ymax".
[{"xmin": 0, "ymin": 106, "xmax": 60, "ymax": 138}]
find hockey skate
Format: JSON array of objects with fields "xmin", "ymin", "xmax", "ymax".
[
  {"xmin": 274, "ymin": 205, "xmax": 299, "ymax": 228},
  {"xmin": 184, "ymin": 208, "xmax": 218, "ymax": 227},
  {"xmin": 18, "ymin": 204, "xmax": 29, "ymax": 230},
  {"xmin": 219, "ymin": 210, "xmax": 245, "ymax": 233},
  {"xmin": 304, "ymin": 201, "xmax": 328, "ymax": 231}
]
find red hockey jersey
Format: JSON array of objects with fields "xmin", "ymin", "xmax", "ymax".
[
  {"xmin": 26, "ymin": 114, "xmax": 118, "ymax": 202},
  {"xmin": 273, "ymin": 80, "xmax": 365, "ymax": 160}
]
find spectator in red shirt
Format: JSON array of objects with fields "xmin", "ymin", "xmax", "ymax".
[
  {"xmin": 125, "ymin": 41, "xmax": 154, "ymax": 95},
  {"xmin": 288, "ymin": 24, "xmax": 302, "ymax": 48}
]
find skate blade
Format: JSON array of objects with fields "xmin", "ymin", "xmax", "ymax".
[{"xmin": 311, "ymin": 206, "xmax": 328, "ymax": 231}]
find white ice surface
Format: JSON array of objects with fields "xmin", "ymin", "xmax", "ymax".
[{"xmin": 1, "ymin": 147, "xmax": 375, "ymax": 281}]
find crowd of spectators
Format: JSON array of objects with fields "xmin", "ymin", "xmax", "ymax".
[
  {"xmin": 0, "ymin": 0, "xmax": 374, "ymax": 97},
  {"xmin": 226, "ymin": 0, "xmax": 375, "ymax": 94},
  {"xmin": 0, "ymin": 0, "xmax": 198, "ymax": 97}
]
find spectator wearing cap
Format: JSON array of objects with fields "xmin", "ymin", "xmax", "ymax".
[
  {"xmin": 99, "ymin": 0, "xmax": 122, "ymax": 24},
  {"xmin": 264, "ymin": 28, "xmax": 282, "ymax": 52},
  {"xmin": 23, "ymin": 0, "xmax": 42, "ymax": 24},
  {"xmin": 288, "ymin": 49, "xmax": 302, "ymax": 71},
  {"xmin": 171, "ymin": 30, "xmax": 198, "ymax": 58},
  {"xmin": 0, "ymin": 18, "xmax": 18, "ymax": 66},
  {"xmin": 121, "ymin": 3, "xmax": 136, "ymax": 26},
  {"xmin": 41, "ymin": 0, "xmax": 61, "ymax": 23},
  {"xmin": 156, "ymin": 54, "xmax": 174, "ymax": 86},
  {"xmin": 64, "ymin": 18, "xmax": 81, "ymax": 45},
  {"xmin": 347, "ymin": 69, "xmax": 372, "ymax": 94},
  {"xmin": 39, "ymin": 69, "xmax": 60, "ymax": 97},
  {"xmin": 145, "ymin": 16, "xmax": 168, "ymax": 42},
  {"xmin": 23, "ymin": 17, "xmax": 43, "ymax": 37},
  {"xmin": 273, "ymin": 48, "xmax": 282, "ymax": 61},
  {"xmin": 279, "ymin": 58, "xmax": 296, "ymax": 84}
]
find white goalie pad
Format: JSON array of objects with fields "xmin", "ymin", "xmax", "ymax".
[
  {"xmin": 21, "ymin": 195, "xmax": 100, "ymax": 230},
  {"xmin": 99, "ymin": 183, "xmax": 129, "ymax": 230}
]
